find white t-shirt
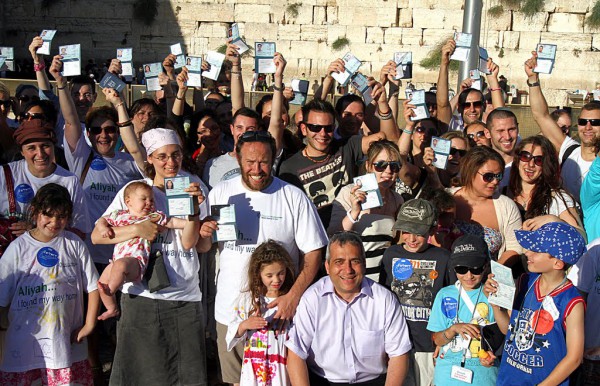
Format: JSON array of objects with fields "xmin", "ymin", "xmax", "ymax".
[
  {"xmin": 64, "ymin": 135, "xmax": 141, "ymax": 264},
  {"xmin": 208, "ymin": 176, "xmax": 329, "ymax": 324},
  {"xmin": 0, "ymin": 231, "xmax": 98, "ymax": 372},
  {"xmin": 202, "ymin": 153, "xmax": 240, "ymax": 190},
  {"xmin": 102, "ymin": 174, "xmax": 209, "ymax": 301},
  {"xmin": 548, "ymin": 190, "xmax": 576, "ymax": 217},
  {"xmin": 559, "ymin": 137, "xmax": 590, "ymax": 202},
  {"xmin": 0, "ymin": 160, "xmax": 91, "ymax": 233}
]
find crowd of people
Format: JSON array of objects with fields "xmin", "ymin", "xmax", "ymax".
[{"xmin": 0, "ymin": 30, "xmax": 600, "ymax": 386}]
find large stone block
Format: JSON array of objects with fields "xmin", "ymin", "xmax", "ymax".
[
  {"xmin": 234, "ymin": 4, "xmax": 270, "ymax": 23},
  {"xmin": 408, "ymin": 0, "xmax": 463, "ymax": 10},
  {"xmin": 242, "ymin": 22, "xmax": 278, "ymax": 42},
  {"xmin": 327, "ymin": 6, "xmax": 339, "ymax": 24},
  {"xmin": 551, "ymin": 0, "xmax": 592, "ymax": 14},
  {"xmin": 484, "ymin": 31, "xmax": 502, "ymax": 51},
  {"xmin": 176, "ymin": 3, "xmax": 235, "ymax": 23},
  {"xmin": 345, "ymin": 26, "xmax": 367, "ymax": 44},
  {"xmin": 518, "ymin": 32, "xmax": 543, "ymax": 52},
  {"xmin": 279, "ymin": 24, "xmax": 301, "ymax": 41},
  {"xmin": 301, "ymin": 25, "xmax": 329, "ymax": 41},
  {"xmin": 540, "ymin": 32, "xmax": 592, "ymax": 51},
  {"xmin": 338, "ymin": 4, "xmax": 397, "ymax": 27},
  {"xmin": 190, "ymin": 37, "xmax": 209, "ymax": 56},
  {"xmin": 286, "ymin": 4, "xmax": 314, "ymax": 25},
  {"xmin": 503, "ymin": 31, "xmax": 521, "ymax": 50},
  {"xmin": 367, "ymin": 27, "xmax": 384, "ymax": 44},
  {"xmin": 195, "ymin": 22, "xmax": 229, "ymax": 39},
  {"xmin": 547, "ymin": 13, "xmax": 584, "ymax": 33},
  {"xmin": 512, "ymin": 12, "xmax": 548, "ymax": 32},
  {"xmin": 314, "ymin": 6, "xmax": 327, "ymax": 24},
  {"xmin": 485, "ymin": 9, "xmax": 511, "ymax": 31},
  {"xmin": 327, "ymin": 25, "xmax": 348, "ymax": 43},
  {"xmin": 384, "ymin": 27, "xmax": 404, "ymax": 45},
  {"xmin": 270, "ymin": 4, "xmax": 286, "ymax": 24},
  {"xmin": 398, "ymin": 8, "xmax": 413, "ymax": 28},
  {"xmin": 402, "ymin": 28, "xmax": 423, "ymax": 46},
  {"xmin": 422, "ymin": 29, "xmax": 452, "ymax": 47},
  {"xmin": 413, "ymin": 8, "xmax": 446, "ymax": 29}
]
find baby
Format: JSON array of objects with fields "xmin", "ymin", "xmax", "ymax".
[{"xmin": 96, "ymin": 181, "xmax": 186, "ymax": 319}]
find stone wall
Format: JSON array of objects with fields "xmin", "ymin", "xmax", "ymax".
[{"xmin": 2, "ymin": 0, "xmax": 600, "ymax": 106}]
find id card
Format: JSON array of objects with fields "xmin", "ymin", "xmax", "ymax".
[
  {"xmin": 431, "ymin": 136, "xmax": 451, "ymax": 169},
  {"xmin": 143, "ymin": 62, "xmax": 163, "ymax": 92},
  {"xmin": 255, "ymin": 42, "xmax": 276, "ymax": 73},
  {"xmin": 185, "ymin": 56, "xmax": 203, "ymax": 88},
  {"xmin": 117, "ymin": 48, "xmax": 133, "ymax": 78},
  {"xmin": 534, "ymin": 43, "xmax": 557, "ymax": 74},
  {"xmin": 408, "ymin": 89, "xmax": 430, "ymax": 121},
  {"xmin": 542, "ymin": 296, "xmax": 560, "ymax": 321},
  {"xmin": 229, "ymin": 23, "xmax": 249, "ymax": 55},
  {"xmin": 170, "ymin": 43, "xmax": 186, "ymax": 69},
  {"xmin": 350, "ymin": 73, "xmax": 373, "ymax": 105},
  {"xmin": 331, "ymin": 52, "xmax": 361, "ymax": 86},
  {"xmin": 203, "ymin": 51, "xmax": 225, "ymax": 81},
  {"xmin": 469, "ymin": 69, "xmax": 481, "ymax": 91},
  {"xmin": 451, "ymin": 365, "xmax": 473, "ymax": 383},
  {"xmin": 37, "ymin": 30, "xmax": 57, "ymax": 55},
  {"xmin": 211, "ymin": 204, "xmax": 238, "ymax": 242},
  {"xmin": 394, "ymin": 52, "xmax": 412, "ymax": 79},
  {"xmin": 59, "ymin": 44, "xmax": 81, "ymax": 76},
  {"xmin": 450, "ymin": 32, "xmax": 472, "ymax": 62},
  {"xmin": 165, "ymin": 177, "xmax": 193, "ymax": 216},
  {"xmin": 0, "ymin": 47, "xmax": 14, "ymax": 71}
]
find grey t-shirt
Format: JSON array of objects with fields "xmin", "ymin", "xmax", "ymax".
[{"xmin": 202, "ymin": 153, "xmax": 240, "ymax": 190}]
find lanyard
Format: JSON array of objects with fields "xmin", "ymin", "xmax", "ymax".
[{"xmin": 454, "ymin": 282, "xmax": 483, "ymax": 367}]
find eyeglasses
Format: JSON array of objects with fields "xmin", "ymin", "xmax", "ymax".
[
  {"xmin": 450, "ymin": 148, "xmax": 467, "ymax": 157},
  {"xmin": 372, "ymin": 161, "xmax": 401, "ymax": 173},
  {"xmin": 518, "ymin": 150, "xmax": 543, "ymax": 167},
  {"xmin": 304, "ymin": 122, "xmax": 335, "ymax": 133},
  {"xmin": 454, "ymin": 266, "xmax": 485, "ymax": 275},
  {"xmin": 89, "ymin": 126, "xmax": 118, "ymax": 135},
  {"xmin": 464, "ymin": 101, "xmax": 483, "ymax": 109},
  {"xmin": 478, "ymin": 172, "xmax": 503, "ymax": 183},
  {"xmin": 559, "ymin": 125, "xmax": 570, "ymax": 134},
  {"xmin": 72, "ymin": 91, "xmax": 94, "ymax": 100},
  {"xmin": 467, "ymin": 130, "xmax": 486, "ymax": 141},
  {"xmin": 578, "ymin": 118, "xmax": 600, "ymax": 126},
  {"xmin": 17, "ymin": 95, "xmax": 40, "ymax": 103},
  {"xmin": 415, "ymin": 126, "xmax": 433, "ymax": 134},
  {"xmin": 152, "ymin": 151, "xmax": 183, "ymax": 163},
  {"xmin": 21, "ymin": 112, "xmax": 46, "ymax": 121}
]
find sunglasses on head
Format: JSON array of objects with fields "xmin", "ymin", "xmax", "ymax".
[
  {"xmin": 304, "ymin": 122, "xmax": 335, "ymax": 133},
  {"xmin": 372, "ymin": 161, "xmax": 401, "ymax": 173},
  {"xmin": 89, "ymin": 126, "xmax": 118, "ymax": 135},
  {"xmin": 450, "ymin": 148, "xmax": 467, "ymax": 157},
  {"xmin": 478, "ymin": 171, "xmax": 503, "ymax": 183},
  {"xmin": 238, "ymin": 130, "xmax": 274, "ymax": 143},
  {"xmin": 467, "ymin": 130, "xmax": 486, "ymax": 141},
  {"xmin": 464, "ymin": 101, "xmax": 483, "ymax": 109},
  {"xmin": 518, "ymin": 150, "xmax": 543, "ymax": 167},
  {"xmin": 21, "ymin": 112, "xmax": 46, "ymax": 121},
  {"xmin": 578, "ymin": 118, "xmax": 600, "ymax": 127},
  {"xmin": 454, "ymin": 266, "xmax": 485, "ymax": 275}
]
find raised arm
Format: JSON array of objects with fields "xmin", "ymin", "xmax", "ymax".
[
  {"xmin": 269, "ymin": 52, "xmax": 286, "ymax": 153},
  {"xmin": 318, "ymin": 58, "xmax": 345, "ymax": 100},
  {"xmin": 173, "ymin": 67, "xmax": 189, "ymax": 117},
  {"xmin": 379, "ymin": 60, "xmax": 401, "ymax": 122},
  {"xmin": 49, "ymin": 55, "xmax": 81, "ymax": 153},
  {"xmin": 485, "ymin": 58, "xmax": 505, "ymax": 109},
  {"xmin": 29, "ymin": 36, "xmax": 52, "ymax": 91},
  {"xmin": 524, "ymin": 52, "xmax": 565, "ymax": 151},
  {"xmin": 436, "ymin": 39, "xmax": 456, "ymax": 125},
  {"xmin": 360, "ymin": 80, "xmax": 399, "ymax": 153},
  {"xmin": 226, "ymin": 42, "xmax": 244, "ymax": 114}
]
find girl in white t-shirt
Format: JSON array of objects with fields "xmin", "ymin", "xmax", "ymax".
[
  {"xmin": 226, "ymin": 240, "xmax": 296, "ymax": 386},
  {"xmin": 0, "ymin": 183, "xmax": 99, "ymax": 386}
]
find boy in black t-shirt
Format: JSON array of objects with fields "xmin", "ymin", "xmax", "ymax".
[{"xmin": 380, "ymin": 199, "xmax": 451, "ymax": 386}]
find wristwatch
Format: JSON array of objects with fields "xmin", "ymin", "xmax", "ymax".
[{"xmin": 526, "ymin": 79, "xmax": 540, "ymax": 87}]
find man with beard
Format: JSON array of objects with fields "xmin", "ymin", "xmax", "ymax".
[
  {"xmin": 483, "ymin": 108, "xmax": 519, "ymax": 189},
  {"xmin": 525, "ymin": 51, "xmax": 599, "ymax": 202},
  {"xmin": 199, "ymin": 131, "xmax": 328, "ymax": 386}
]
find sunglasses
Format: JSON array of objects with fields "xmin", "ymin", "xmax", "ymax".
[
  {"xmin": 89, "ymin": 126, "xmax": 118, "ymax": 135},
  {"xmin": 518, "ymin": 150, "xmax": 543, "ymax": 167},
  {"xmin": 304, "ymin": 122, "xmax": 335, "ymax": 133},
  {"xmin": 467, "ymin": 130, "xmax": 486, "ymax": 141},
  {"xmin": 578, "ymin": 118, "xmax": 600, "ymax": 126},
  {"xmin": 559, "ymin": 125, "xmax": 569, "ymax": 134},
  {"xmin": 454, "ymin": 266, "xmax": 485, "ymax": 275},
  {"xmin": 478, "ymin": 172, "xmax": 503, "ymax": 183},
  {"xmin": 450, "ymin": 148, "xmax": 467, "ymax": 157},
  {"xmin": 17, "ymin": 95, "xmax": 40, "ymax": 103},
  {"xmin": 21, "ymin": 112, "xmax": 46, "ymax": 121},
  {"xmin": 372, "ymin": 161, "xmax": 401, "ymax": 173},
  {"xmin": 415, "ymin": 126, "xmax": 433, "ymax": 134},
  {"xmin": 464, "ymin": 101, "xmax": 483, "ymax": 109}
]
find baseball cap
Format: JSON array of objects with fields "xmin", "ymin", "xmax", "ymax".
[
  {"xmin": 393, "ymin": 199, "xmax": 437, "ymax": 236},
  {"xmin": 515, "ymin": 222, "xmax": 586, "ymax": 265},
  {"xmin": 450, "ymin": 234, "xmax": 490, "ymax": 268}
]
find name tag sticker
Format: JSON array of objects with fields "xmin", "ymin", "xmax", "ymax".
[{"xmin": 451, "ymin": 365, "xmax": 473, "ymax": 383}]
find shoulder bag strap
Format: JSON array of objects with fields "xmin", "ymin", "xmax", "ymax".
[
  {"xmin": 80, "ymin": 151, "xmax": 95, "ymax": 186},
  {"xmin": 3, "ymin": 164, "xmax": 16, "ymax": 216}
]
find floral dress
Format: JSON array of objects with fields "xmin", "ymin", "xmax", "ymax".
[{"xmin": 226, "ymin": 293, "xmax": 289, "ymax": 386}]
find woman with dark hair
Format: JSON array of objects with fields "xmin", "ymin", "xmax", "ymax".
[
  {"xmin": 450, "ymin": 146, "xmax": 523, "ymax": 266},
  {"xmin": 335, "ymin": 93, "xmax": 366, "ymax": 139},
  {"xmin": 505, "ymin": 135, "xmax": 583, "ymax": 234},
  {"xmin": 129, "ymin": 98, "xmax": 159, "ymax": 142}
]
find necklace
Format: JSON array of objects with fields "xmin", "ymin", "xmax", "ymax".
[
  {"xmin": 516, "ymin": 194, "xmax": 530, "ymax": 209},
  {"xmin": 303, "ymin": 148, "xmax": 331, "ymax": 163}
]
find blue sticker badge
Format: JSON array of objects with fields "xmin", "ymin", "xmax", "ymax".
[
  {"xmin": 441, "ymin": 297, "xmax": 458, "ymax": 319},
  {"xmin": 90, "ymin": 156, "xmax": 107, "ymax": 171},
  {"xmin": 37, "ymin": 247, "xmax": 59, "ymax": 268},
  {"xmin": 15, "ymin": 184, "xmax": 35, "ymax": 204},
  {"xmin": 392, "ymin": 258, "xmax": 413, "ymax": 281}
]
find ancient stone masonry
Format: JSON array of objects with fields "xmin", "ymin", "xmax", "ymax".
[{"xmin": 2, "ymin": 0, "xmax": 600, "ymax": 105}]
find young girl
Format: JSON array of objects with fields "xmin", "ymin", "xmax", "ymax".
[
  {"xmin": 95, "ymin": 181, "xmax": 193, "ymax": 320},
  {"xmin": 427, "ymin": 234, "xmax": 498, "ymax": 386},
  {"xmin": 0, "ymin": 183, "xmax": 99, "ymax": 386},
  {"xmin": 226, "ymin": 240, "xmax": 296, "ymax": 386}
]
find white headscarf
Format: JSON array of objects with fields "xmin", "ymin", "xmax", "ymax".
[{"xmin": 141, "ymin": 128, "xmax": 182, "ymax": 155}]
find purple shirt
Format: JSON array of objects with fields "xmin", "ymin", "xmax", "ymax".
[{"xmin": 286, "ymin": 276, "xmax": 412, "ymax": 383}]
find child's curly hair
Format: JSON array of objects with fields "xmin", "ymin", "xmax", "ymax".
[{"xmin": 246, "ymin": 240, "xmax": 296, "ymax": 316}]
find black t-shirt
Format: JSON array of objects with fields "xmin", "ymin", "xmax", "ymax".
[
  {"xmin": 380, "ymin": 244, "xmax": 451, "ymax": 352},
  {"xmin": 278, "ymin": 135, "xmax": 363, "ymax": 228}
]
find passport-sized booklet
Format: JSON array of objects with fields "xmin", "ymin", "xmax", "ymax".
[
  {"xmin": 394, "ymin": 52, "xmax": 412, "ymax": 79},
  {"xmin": 164, "ymin": 176, "xmax": 194, "ymax": 216},
  {"xmin": 350, "ymin": 73, "xmax": 373, "ymax": 105},
  {"xmin": 170, "ymin": 43, "xmax": 186, "ymax": 70},
  {"xmin": 185, "ymin": 56, "xmax": 203, "ymax": 88},
  {"xmin": 59, "ymin": 44, "xmax": 81, "ymax": 77},
  {"xmin": 408, "ymin": 89, "xmax": 430, "ymax": 121},
  {"xmin": 478, "ymin": 47, "xmax": 491, "ymax": 75},
  {"xmin": 229, "ymin": 23, "xmax": 249, "ymax": 55},
  {"xmin": 143, "ymin": 62, "xmax": 163, "ymax": 92},
  {"xmin": 0, "ymin": 47, "xmax": 14, "ymax": 71},
  {"xmin": 489, "ymin": 260, "xmax": 516, "ymax": 310},
  {"xmin": 331, "ymin": 52, "xmax": 362, "ymax": 87},
  {"xmin": 37, "ymin": 29, "xmax": 57, "ymax": 55},
  {"xmin": 100, "ymin": 72, "xmax": 126, "ymax": 93},
  {"xmin": 290, "ymin": 79, "xmax": 309, "ymax": 106},
  {"xmin": 431, "ymin": 136, "xmax": 451, "ymax": 170},
  {"xmin": 534, "ymin": 43, "xmax": 557, "ymax": 74},
  {"xmin": 450, "ymin": 32, "xmax": 472, "ymax": 62},
  {"xmin": 203, "ymin": 51, "xmax": 225, "ymax": 81},
  {"xmin": 255, "ymin": 42, "xmax": 276, "ymax": 74},
  {"xmin": 211, "ymin": 204, "xmax": 238, "ymax": 242},
  {"xmin": 469, "ymin": 69, "xmax": 482, "ymax": 91},
  {"xmin": 117, "ymin": 48, "xmax": 133, "ymax": 79},
  {"xmin": 354, "ymin": 173, "xmax": 383, "ymax": 210}
]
